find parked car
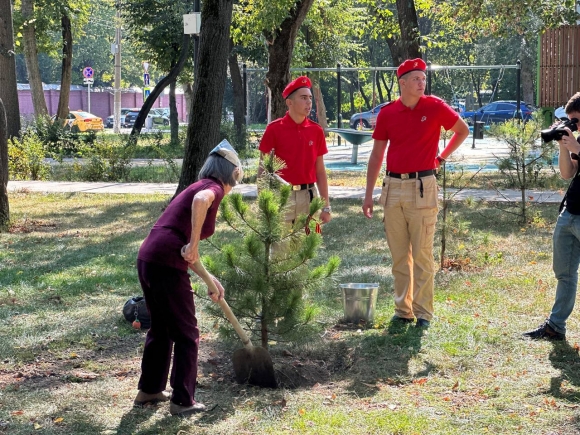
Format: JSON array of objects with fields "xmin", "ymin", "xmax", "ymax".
[
  {"xmin": 51, "ymin": 110, "xmax": 104, "ymax": 133},
  {"xmin": 124, "ymin": 108, "xmax": 170, "ymax": 128},
  {"xmin": 555, "ymin": 106, "xmax": 568, "ymax": 121},
  {"xmin": 461, "ymin": 100, "xmax": 537, "ymax": 125},
  {"xmin": 105, "ymin": 108, "xmax": 139, "ymax": 128},
  {"xmin": 349, "ymin": 102, "xmax": 389, "ymax": 130}
]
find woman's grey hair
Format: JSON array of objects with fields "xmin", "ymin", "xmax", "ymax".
[{"xmin": 198, "ymin": 154, "xmax": 237, "ymax": 186}]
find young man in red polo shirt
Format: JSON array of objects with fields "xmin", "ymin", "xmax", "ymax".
[
  {"xmin": 362, "ymin": 58, "xmax": 469, "ymax": 328},
  {"xmin": 259, "ymin": 76, "xmax": 332, "ymax": 225}
]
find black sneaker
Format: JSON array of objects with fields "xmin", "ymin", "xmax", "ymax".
[
  {"xmin": 391, "ymin": 315, "xmax": 414, "ymax": 324},
  {"xmin": 523, "ymin": 321, "xmax": 565, "ymax": 341},
  {"xmin": 416, "ymin": 318, "xmax": 430, "ymax": 328}
]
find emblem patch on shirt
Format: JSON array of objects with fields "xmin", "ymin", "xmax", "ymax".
[
  {"xmin": 309, "ymin": 140, "xmax": 314, "ymax": 146},
  {"xmin": 421, "ymin": 116, "xmax": 427, "ymax": 122}
]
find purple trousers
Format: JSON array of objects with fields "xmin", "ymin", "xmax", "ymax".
[{"xmin": 137, "ymin": 260, "xmax": 199, "ymax": 406}]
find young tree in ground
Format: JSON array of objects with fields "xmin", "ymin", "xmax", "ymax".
[
  {"xmin": 176, "ymin": 0, "xmax": 234, "ymax": 194},
  {"xmin": 205, "ymin": 155, "xmax": 340, "ymax": 348},
  {"xmin": 0, "ymin": 99, "xmax": 9, "ymax": 231},
  {"xmin": 0, "ymin": 0, "xmax": 21, "ymax": 139},
  {"xmin": 490, "ymin": 117, "xmax": 553, "ymax": 223}
]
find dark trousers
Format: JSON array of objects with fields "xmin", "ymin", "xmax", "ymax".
[{"xmin": 137, "ymin": 260, "xmax": 199, "ymax": 406}]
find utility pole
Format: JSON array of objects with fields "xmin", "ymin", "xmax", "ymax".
[{"xmin": 113, "ymin": 8, "xmax": 122, "ymax": 133}]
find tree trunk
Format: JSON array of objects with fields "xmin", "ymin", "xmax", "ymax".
[
  {"xmin": 385, "ymin": 36, "xmax": 405, "ymax": 68},
  {"xmin": 21, "ymin": 0, "xmax": 48, "ymax": 117},
  {"xmin": 357, "ymin": 76, "xmax": 371, "ymax": 109},
  {"xmin": 265, "ymin": 0, "xmax": 315, "ymax": 121},
  {"xmin": 0, "ymin": 98, "xmax": 9, "ymax": 231},
  {"xmin": 0, "ymin": 0, "xmax": 21, "ymax": 139},
  {"xmin": 56, "ymin": 13, "xmax": 72, "ymax": 120},
  {"xmin": 376, "ymin": 72, "xmax": 384, "ymax": 103},
  {"xmin": 228, "ymin": 41, "xmax": 245, "ymax": 137},
  {"xmin": 176, "ymin": 0, "xmax": 233, "ymax": 195},
  {"xmin": 130, "ymin": 34, "xmax": 191, "ymax": 138},
  {"xmin": 169, "ymin": 80, "xmax": 178, "ymax": 143},
  {"xmin": 395, "ymin": 0, "xmax": 422, "ymax": 60},
  {"xmin": 183, "ymin": 82, "xmax": 194, "ymax": 120},
  {"xmin": 519, "ymin": 37, "xmax": 535, "ymax": 105},
  {"xmin": 312, "ymin": 78, "xmax": 328, "ymax": 131}
]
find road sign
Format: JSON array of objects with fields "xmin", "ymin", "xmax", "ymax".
[
  {"xmin": 143, "ymin": 73, "xmax": 150, "ymax": 86},
  {"xmin": 83, "ymin": 78, "xmax": 94, "ymax": 85},
  {"xmin": 83, "ymin": 67, "xmax": 94, "ymax": 79},
  {"xmin": 143, "ymin": 62, "xmax": 149, "ymax": 73},
  {"xmin": 143, "ymin": 87, "xmax": 151, "ymax": 100}
]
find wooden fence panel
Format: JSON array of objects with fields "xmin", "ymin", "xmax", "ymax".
[{"xmin": 540, "ymin": 25, "xmax": 580, "ymax": 107}]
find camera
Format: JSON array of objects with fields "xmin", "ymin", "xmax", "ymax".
[{"xmin": 541, "ymin": 117, "xmax": 578, "ymax": 143}]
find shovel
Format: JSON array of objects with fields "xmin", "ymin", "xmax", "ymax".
[{"xmin": 190, "ymin": 260, "xmax": 277, "ymax": 388}]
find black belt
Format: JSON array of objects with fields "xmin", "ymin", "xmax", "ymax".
[
  {"xmin": 386, "ymin": 169, "xmax": 436, "ymax": 179},
  {"xmin": 292, "ymin": 183, "xmax": 315, "ymax": 191}
]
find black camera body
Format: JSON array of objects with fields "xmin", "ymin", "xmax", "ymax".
[{"xmin": 541, "ymin": 117, "xmax": 578, "ymax": 143}]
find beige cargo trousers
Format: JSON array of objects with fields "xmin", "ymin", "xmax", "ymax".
[{"xmin": 379, "ymin": 174, "xmax": 439, "ymax": 322}]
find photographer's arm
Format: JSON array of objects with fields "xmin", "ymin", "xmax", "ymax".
[{"xmin": 558, "ymin": 130, "xmax": 580, "ymax": 179}]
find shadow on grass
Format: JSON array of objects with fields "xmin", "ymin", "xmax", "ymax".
[{"xmin": 548, "ymin": 340, "xmax": 580, "ymax": 402}]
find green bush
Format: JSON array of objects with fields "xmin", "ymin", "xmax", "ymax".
[{"xmin": 8, "ymin": 131, "xmax": 50, "ymax": 180}]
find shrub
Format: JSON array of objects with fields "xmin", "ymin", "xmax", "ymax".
[{"xmin": 8, "ymin": 131, "xmax": 50, "ymax": 180}]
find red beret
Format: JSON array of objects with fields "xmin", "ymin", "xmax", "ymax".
[
  {"xmin": 282, "ymin": 76, "xmax": 312, "ymax": 99},
  {"xmin": 397, "ymin": 58, "xmax": 426, "ymax": 78}
]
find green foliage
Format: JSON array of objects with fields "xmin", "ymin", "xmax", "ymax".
[
  {"xmin": 207, "ymin": 154, "xmax": 340, "ymax": 347},
  {"xmin": 8, "ymin": 131, "xmax": 50, "ymax": 181},
  {"xmin": 489, "ymin": 115, "xmax": 558, "ymax": 222}
]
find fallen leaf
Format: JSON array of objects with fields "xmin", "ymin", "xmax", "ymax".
[
  {"xmin": 413, "ymin": 378, "xmax": 428, "ymax": 385},
  {"xmin": 34, "ymin": 423, "xmax": 43, "ymax": 430},
  {"xmin": 361, "ymin": 382, "xmax": 376, "ymax": 388},
  {"xmin": 298, "ymin": 409, "xmax": 305, "ymax": 415},
  {"xmin": 53, "ymin": 417, "xmax": 64, "ymax": 424},
  {"xmin": 11, "ymin": 410, "xmax": 24, "ymax": 415},
  {"xmin": 452, "ymin": 380, "xmax": 459, "ymax": 391}
]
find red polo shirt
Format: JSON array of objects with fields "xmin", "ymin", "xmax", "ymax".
[
  {"xmin": 372, "ymin": 96, "xmax": 459, "ymax": 173},
  {"xmin": 259, "ymin": 112, "xmax": 328, "ymax": 185}
]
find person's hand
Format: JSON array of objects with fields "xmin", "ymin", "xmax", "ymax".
[
  {"xmin": 208, "ymin": 276, "xmax": 225, "ymax": 302},
  {"xmin": 558, "ymin": 128, "xmax": 580, "ymax": 154},
  {"xmin": 320, "ymin": 210, "xmax": 332, "ymax": 224},
  {"xmin": 181, "ymin": 243, "xmax": 199, "ymax": 265},
  {"xmin": 362, "ymin": 196, "xmax": 374, "ymax": 219}
]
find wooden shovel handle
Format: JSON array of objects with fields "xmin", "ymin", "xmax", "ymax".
[{"xmin": 190, "ymin": 260, "xmax": 253, "ymax": 349}]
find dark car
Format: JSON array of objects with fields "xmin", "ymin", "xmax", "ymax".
[
  {"xmin": 105, "ymin": 108, "xmax": 139, "ymax": 128},
  {"xmin": 461, "ymin": 100, "xmax": 537, "ymax": 125},
  {"xmin": 124, "ymin": 108, "xmax": 170, "ymax": 128},
  {"xmin": 349, "ymin": 102, "xmax": 389, "ymax": 130}
]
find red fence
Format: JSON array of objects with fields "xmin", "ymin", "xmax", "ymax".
[
  {"xmin": 539, "ymin": 25, "xmax": 580, "ymax": 107},
  {"xmin": 18, "ymin": 88, "xmax": 188, "ymax": 123}
]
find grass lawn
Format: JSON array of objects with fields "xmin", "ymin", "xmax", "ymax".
[{"xmin": 1, "ymin": 192, "xmax": 580, "ymax": 434}]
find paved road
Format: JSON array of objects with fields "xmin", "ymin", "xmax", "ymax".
[
  {"xmin": 8, "ymin": 132, "xmax": 565, "ymax": 203},
  {"xmin": 7, "ymin": 180, "xmax": 564, "ymax": 204}
]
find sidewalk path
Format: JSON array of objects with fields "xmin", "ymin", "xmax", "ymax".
[{"xmin": 7, "ymin": 180, "xmax": 565, "ymax": 204}]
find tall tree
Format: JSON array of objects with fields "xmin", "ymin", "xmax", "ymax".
[
  {"xmin": 0, "ymin": 0, "xmax": 21, "ymax": 138},
  {"xmin": 176, "ymin": 0, "xmax": 234, "ymax": 194},
  {"xmin": 20, "ymin": 0, "xmax": 48, "ymax": 117},
  {"xmin": 120, "ymin": 0, "xmax": 191, "ymax": 143},
  {"xmin": 0, "ymin": 99, "xmax": 8, "ymax": 231},
  {"xmin": 56, "ymin": 12, "xmax": 72, "ymax": 120},
  {"xmin": 264, "ymin": 0, "xmax": 315, "ymax": 120},
  {"xmin": 396, "ymin": 0, "xmax": 421, "ymax": 60}
]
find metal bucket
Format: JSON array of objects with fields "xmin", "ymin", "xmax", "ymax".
[{"xmin": 340, "ymin": 283, "xmax": 379, "ymax": 324}]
